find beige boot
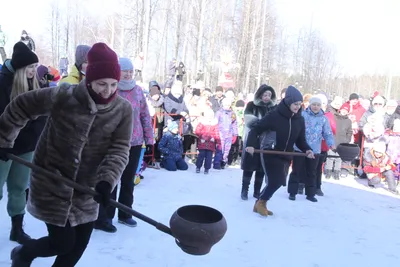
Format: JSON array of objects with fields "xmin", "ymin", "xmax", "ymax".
[{"xmin": 253, "ymin": 200, "xmax": 273, "ymax": 216}]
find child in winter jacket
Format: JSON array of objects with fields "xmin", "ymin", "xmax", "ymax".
[
  {"xmin": 158, "ymin": 121, "xmax": 189, "ymax": 171},
  {"xmin": 363, "ymin": 140, "xmax": 398, "ymax": 194},
  {"xmin": 325, "ymin": 103, "xmax": 353, "ymax": 179},
  {"xmin": 195, "ymin": 109, "xmax": 220, "ymax": 174},
  {"xmin": 288, "ymin": 96, "xmax": 335, "ymax": 202},
  {"xmin": 228, "ymin": 100, "xmax": 245, "ymax": 165},
  {"xmin": 213, "ymin": 98, "xmax": 238, "ymax": 169}
]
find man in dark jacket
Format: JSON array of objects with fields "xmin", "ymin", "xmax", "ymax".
[
  {"xmin": 210, "ymin": 86, "xmax": 225, "ymax": 112},
  {"xmin": 20, "ymin": 30, "xmax": 35, "ymax": 52},
  {"xmin": 246, "ymin": 86, "xmax": 314, "ymax": 216}
]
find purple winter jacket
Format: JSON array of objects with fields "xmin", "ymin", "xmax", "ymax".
[
  {"xmin": 118, "ymin": 85, "xmax": 154, "ymax": 146},
  {"xmin": 215, "ymin": 108, "xmax": 238, "ymax": 138}
]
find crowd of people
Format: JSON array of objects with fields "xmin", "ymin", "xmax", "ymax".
[{"xmin": 0, "ymin": 36, "xmax": 399, "ymax": 266}]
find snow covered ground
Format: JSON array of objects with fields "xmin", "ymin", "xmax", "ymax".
[{"xmin": 1, "ymin": 163, "xmax": 400, "ymax": 267}]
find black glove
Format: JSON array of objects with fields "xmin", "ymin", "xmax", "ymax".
[
  {"xmin": 0, "ymin": 149, "xmax": 9, "ymax": 162},
  {"xmin": 93, "ymin": 181, "xmax": 112, "ymax": 207}
]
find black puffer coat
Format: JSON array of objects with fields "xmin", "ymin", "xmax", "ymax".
[
  {"xmin": 0, "ymin": 61, "xmax": 47, "ymax": 155},
  {"xmin": 241, "ymin": 85, "xmax": 276, "ymax": 172},
  {"xmin": 246, "ymin": 101, "xmax": 311, "ymax": 186}
]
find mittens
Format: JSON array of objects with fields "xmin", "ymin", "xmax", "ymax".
[
  {"xmin": 93, "ymin": 181, "xmax": 112, "ymax": 207},
  {"xmin": 0, "ymin": 149, "xmax": 9, "ymax": 162}
]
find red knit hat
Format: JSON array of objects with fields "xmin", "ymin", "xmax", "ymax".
[
  {"xmin": 340, "ymin": 103, "xmax": 350, "ymax": 112},
  {"xmin": 86, "ymin": 43, "xmax": 120, "ymax": 84}
]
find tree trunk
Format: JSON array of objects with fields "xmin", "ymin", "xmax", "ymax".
[
  {"xmin": 256, "ymin": 0, "xmax": 268, "ymax": 89},
  {"xmin": 195, "ymin": 0, "xmax": 206, "ymax": 73},
  {"xmin": 182, "ymin": 0, "xmax": 193, "ymax": 64}
]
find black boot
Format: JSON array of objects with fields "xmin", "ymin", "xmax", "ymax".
[
  {"xmin": 94, "ymin": 219, "xmax": 117, "ymax": 233},
  {"xmin": 241, "ymin": 176, "xmax": 251, "ymax": 200},
  {"xmin": 10, "ymin": 215, "xmax": 32, "ymax": 245},
  {"xmin": 11, "ymin": 245, "xmax": 33, "ymax": 267},
  {"xmin": 298, "ymin": 183, "xmax": 305, "ymax": 195}
]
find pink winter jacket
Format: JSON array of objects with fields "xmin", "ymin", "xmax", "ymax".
[{"xmin": 118, "ymin": 85, "xmax": 154, "ymax": 146}]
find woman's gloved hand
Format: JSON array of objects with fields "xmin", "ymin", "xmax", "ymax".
[{"xmin": 93, "ymin": 181, "xmax": 112, "ymax": 206}]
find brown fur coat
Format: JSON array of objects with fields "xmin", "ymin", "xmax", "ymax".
[{"xmin": 0, "ymin": 81, "xmax": 133, "ymax": 227}]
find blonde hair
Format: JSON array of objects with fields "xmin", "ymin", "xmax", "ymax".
[{"xmin": 11, "ymin": 65, "xmax": 40, "ymax": 100}]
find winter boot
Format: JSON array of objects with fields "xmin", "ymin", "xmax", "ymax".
[
  {"xmin": 297, "ymin": 183, "xmax": 305, "ymax": 195},
  {"xmin": 241, "ymin": 176, "xmax": 251, "ymax": 200},
  {"xmin": 253, "ymin": 200, "xmax": 273, "ymax": 216},
  {"xmin": 196, "ymin": 168, "xmax": 200, "ymax": 173},
  {"xmin": 306, "ymin": 196, "xmax": 318, "ymax": 202},
  {"xmin": 316, "ymin": 188, "xmax": 324, "ymax": 196},
  {"xmin": 325, "ymin": 170, "xmax": 333, "ymax": 179},
  {"xmin": 11, "ymin": 245, "xmax": 32, "ymax": 267},
  {"xmin": 333, "ymin": 171, "xmax": 340, "ymax": 180},
  {"xmin": 221, "ymin": 161, "xmax": 227, "ymax": 169},
  {"xmin": 204, "ymin": 169, "xmax": 209, "ymax": 175},
  {"xmin": 118, "ymin": 218, "xmax": 138, "ymax": 227},
  {"xmin": 253, "ymin": 180, "xmax": 262, "ymax": 199},
  {"xmin": 94, "ymin": 219, "xmax": 117, "ymax": 233},
  {"xmin": 289, "ymin": 194, "xmax": 296, "ymax": 201},
  {"xmin": 10, "ymin": 215, "xmax": 31, "ymax": 245}
]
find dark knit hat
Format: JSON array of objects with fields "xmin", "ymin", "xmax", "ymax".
[
  {"xmin": 11, "ymin": 42, "xmax": 39, "ymax": 70},
  {"xmin": 349, "ymin": 93, "xmax": 359, "ymax": 100},
  {"xmin": 215, "ymin": 86, "xmax": 224, "ymax": 92},
  {"xmin": 86, "ymin": 43, "xmax": 121, "ymax": 84},
  {"xmin": 75, "ymin": 45, "xmax": 91, "ymax": 67},
  {"xmin": 284, "ymin": 86, "xmax": 303, "ymax": 106},
  {"xmin": 235, "ymin": 100, "xmax": 245, "ymax": 107}
]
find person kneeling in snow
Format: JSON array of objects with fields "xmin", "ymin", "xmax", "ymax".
[
  {"xmin": 363, "ymin": 140, "xmax": 399, "ymax": 194},
  {"xmin": 159, "ymin": 121, "xmax": 189, "ymax": 171}
]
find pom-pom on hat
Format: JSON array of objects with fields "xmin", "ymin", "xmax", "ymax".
[{"xmin": 85, "ymin": 43, "xmax": 121, "ymax": 84}]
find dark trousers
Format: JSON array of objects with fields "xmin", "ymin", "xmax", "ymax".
[
  {"xmin": 316, "ymin": 151, "xmax": 327, "ymax": 189},
  {"xmin": 196, "ymin": 149, "xmax": 213, "ymax": 170},
  {"xmin": 163, "ymin": 158, "xmax": 189, "ymax": 171},
  {"xmin": 259, "ymin": 157, "xmax": 290, "ymax": 201},
  {"xmin": 288, "ymin": 156, "xmax": 318, "ymax": 197},
  {"xmin": 98, "ymin": 145, "xmax": 142, "ymax": 222},
  {"xmin": 20, "ymin": 221, "xmax": 94, "ymax": 266}
]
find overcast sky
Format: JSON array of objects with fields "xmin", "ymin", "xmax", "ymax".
[{"xmin": 1, "ymin": 0, "xmax": 399, "ymax": 75}]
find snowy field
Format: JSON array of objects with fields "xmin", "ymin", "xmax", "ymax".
[{"xmin": 1, "ymin": 163, "xmax": 400, "ymax": 267}]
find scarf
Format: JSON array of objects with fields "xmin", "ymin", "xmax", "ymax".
[
  {"xmin": 118, "ymin": 79, "xmax": 136, "ymax": 91},
  {"xmin": 87, "ymin": 85, "xmax": 118, "ymax": 105}
]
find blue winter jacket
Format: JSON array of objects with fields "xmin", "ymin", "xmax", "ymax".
[
  {"xmin": 158, "ymin": 131, "xmax": 184, "ymax": 161},
  {"xmin": 295, "ymin": 108, "xmax": 334, "ymax": 154}
]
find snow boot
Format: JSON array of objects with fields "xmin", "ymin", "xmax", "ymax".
[
  {"xmin": 306, "ymin": 196, "xmax": 318, "ymax": 202},
  {"xmin": 316, "ymin": 188, "xmax": 324, "ymax": 196},
  {"xmin": 333, "ymin": 171, "xmax": 340, "ymax": 180},
  {"xmin": 253, "ymin": 200, "xmax": 273, "ymax": 216},
  {"xmin": 94, "ymin": 219, "xmax": 117, "ymax": 233},
  {"xmin": 204, "ymin": 169, "xmax": 209, "ymax": 175},
  {"xmin": 10, "ymin": 215, "xmax": 31, "ymax": 245},
  {"xmin": 289, "ymin": 194, "xmax": 296, "ymax": 201},
  {"xmin": 325, "ymin": 170, "xmax": 333, "ymax": 179},
  {"xmin": 241, "ymin": 176, "xmax": 251, "ymax": 200},
  {"xmin": 196, "ymin": 168, "xmax": 200, "ymax": 173},
  {"xmin": 297, "ymin": 183, "xmax": 305, "ymax": 195},
  {"xmin": 11, "ymin": 245, "xmax": 32, "ymax": 267},
  {"xmin": 221, "ymin": 161, "xmax": 227, "ymax": 169}
]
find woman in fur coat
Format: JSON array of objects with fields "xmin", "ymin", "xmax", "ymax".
[
  {"xmin": 0, "ymin": 43, "xmax": 133, "ymax": 267},
  {"xmin": 240, "ymin": 85, "xmax": 276, "ymax": 200}
]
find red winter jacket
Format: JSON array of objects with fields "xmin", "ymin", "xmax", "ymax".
[
  {"xmin": 321, "ymin": 111, "xmax": 336, "ymax": 152},
  {"xmin": 195, "ymin": 119, "xmax": 220, "ymax": 152},
  {"xmin": 363, "ymin": 150, "xmax": 396, "ymax": 177}
]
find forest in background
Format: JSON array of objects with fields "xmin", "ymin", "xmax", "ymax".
[{"xmin": 11, "ymin": 0, "xmax": 399, "ymax": 99}]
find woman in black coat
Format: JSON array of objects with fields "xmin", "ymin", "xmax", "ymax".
[
  {"xmin": 246, "ymin": 86, "xmax": 314, "ymax": 216},
  {"xmin": 241, "ymin": 85, "xmax": 276, "ymax": 200},
  {"xmin": 0, "ymin": 42, "xmax": 47, "ymax": 244}
]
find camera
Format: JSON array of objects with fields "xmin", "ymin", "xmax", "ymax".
[{"xmin": 44, "ymin": 73, "xmax": 54, "ymax": 81}]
